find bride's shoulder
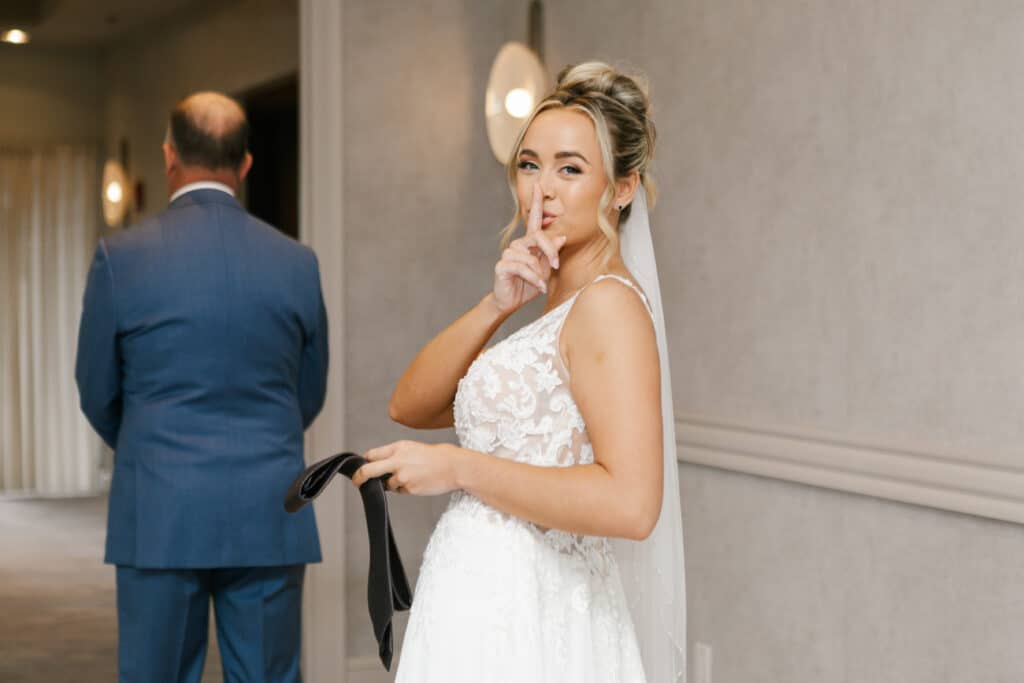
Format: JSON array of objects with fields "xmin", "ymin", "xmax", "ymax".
[
  {"xmin": 561, "ymin": 274, "xmax": 657, "ymax": 356},
  {"xmin": 577, "ymin": 272, "xmax": 652, "ymax": 320}
]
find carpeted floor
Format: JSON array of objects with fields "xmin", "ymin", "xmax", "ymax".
[{"xmin": 0, "ymin": 496, "xmax": 222, "ymax": 682}]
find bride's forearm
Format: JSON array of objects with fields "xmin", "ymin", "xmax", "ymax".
[
  {"xmin": 448, "ymin": 445, "xmax": 650, "ymax": 541},
  {"xmin": 389, "ymin": 294, "xmax": 511, "ymax": 428}
]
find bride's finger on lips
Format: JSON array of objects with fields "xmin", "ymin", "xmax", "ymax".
[
  {"xmin": 527, "ymin": 220, "xmax": 561, "ymax": 271},
  {"xmin": 525, "ymin": 185, "xmax": 561, "ymax": 269},
  {"xmin": 526, "ymin": 184, "xmax": 543, "ymax": 231}
]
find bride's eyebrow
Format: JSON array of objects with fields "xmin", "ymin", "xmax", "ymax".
[
  {"xmin": 518, "ymin": 149, "xmax": 590, "ymax": 165},
  {"xmin": 554, "ymin": 151, "xmax": 589, "ymax": 165}
]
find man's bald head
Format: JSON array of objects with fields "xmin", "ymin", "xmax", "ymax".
[{"xmin": 167, "ymin": 91, "xmax": 250, "ymax": 171}]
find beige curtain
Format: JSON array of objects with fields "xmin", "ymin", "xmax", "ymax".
[{"xmin": 0, "ymin": 146, "xmax": 103, "ymax": 496}]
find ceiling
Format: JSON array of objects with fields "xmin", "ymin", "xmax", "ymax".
[{"xmin": 0, "ymin": 0, "xmax": 211, "ymax": 48}]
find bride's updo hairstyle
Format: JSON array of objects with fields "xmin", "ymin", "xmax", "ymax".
[{"xmin": 503, "ymin": 61, "xmax": 657, "ymax": 254}]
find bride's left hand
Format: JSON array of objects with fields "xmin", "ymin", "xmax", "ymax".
[{"xmin": 351, "ymin": 441, "xmax": 460, "ymax": 496}]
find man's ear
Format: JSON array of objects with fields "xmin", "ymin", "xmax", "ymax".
[
  {"xmin": 162, "ymin": 143, "xmax": 177, "ymax": 176},
  {"xmin": 614, "ymin": 171, "xmax": 641, "ymax": 211},
  {"xmin": 237, "ymin": 152, "xmax": 253, "ymax": 183}
]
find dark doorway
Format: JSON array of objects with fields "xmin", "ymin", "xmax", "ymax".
[{"xmin": 240, "ymin": 75, "xmax": 299, "ymax": 239}]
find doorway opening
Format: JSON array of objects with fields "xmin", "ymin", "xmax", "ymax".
[{"xmin": 240, "ymin": 74, "xmax": 299, "ymax": 240}]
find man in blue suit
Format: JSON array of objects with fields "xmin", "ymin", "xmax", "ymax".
[{"xmin": 75, "ymin": 91, "xmax": 327, "ymax": 682}]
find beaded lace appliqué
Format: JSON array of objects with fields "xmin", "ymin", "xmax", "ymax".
[
  {"xmin": 399, "ymin": 275, "xmax": 653, "ymax": 683},
  {"xmin": 451, "ymin": 280, "xmax": 648, "ymax": 577}
]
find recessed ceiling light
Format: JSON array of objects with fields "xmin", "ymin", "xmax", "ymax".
[{"xmin": 1, "ymin": 29, "xmax": 30, "ymax": 45}]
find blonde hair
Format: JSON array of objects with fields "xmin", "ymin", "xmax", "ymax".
[{"xmin": 501, "ymin": 61, "xmax": 658, "ymax": 256}]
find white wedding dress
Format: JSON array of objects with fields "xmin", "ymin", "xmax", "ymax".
[{"xmin": 394, "ymin": 274, "xmax": 651, "ymax": 683}]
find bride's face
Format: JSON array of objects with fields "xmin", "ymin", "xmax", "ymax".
[{"xmin": 515, "ymin": 108, "xmax": 611, "ymax": 250}]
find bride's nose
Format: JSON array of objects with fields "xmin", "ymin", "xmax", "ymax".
[{"xmin": 535, "ymin": 177, "xmax": 555, "ymax": 200}]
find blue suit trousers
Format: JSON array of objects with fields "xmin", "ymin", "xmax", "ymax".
[{"xmin": 115, "ymin": 565, "xmax": 305, "ymax": 683}]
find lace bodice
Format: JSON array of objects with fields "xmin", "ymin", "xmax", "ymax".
[
  {"xmin": 449, "ymin": 274, "xmax": 652, "ymax": 574},
  {"xmin": 396, "ymin": 274, "xmax": 653, "ymax": 682},
  {"xmin": 453, "ymin": 293, "xmax": 586, "ymax": 467}
]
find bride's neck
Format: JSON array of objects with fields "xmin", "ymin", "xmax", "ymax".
[{"xmin": 544, "ymin": 240, "xmax": 625, "ymax": 311}]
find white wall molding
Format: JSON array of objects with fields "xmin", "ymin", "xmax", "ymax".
[
  {"xmin": 346, "ymin": 656, "xmax": 392, "ymax": 683},
  {"xmin": 677, "ymin": 415, "xmax": 1024, "ymax": 525},
  {"xmin": 300, "ymin": 0, "xmax": 348, "ymax": 681}
]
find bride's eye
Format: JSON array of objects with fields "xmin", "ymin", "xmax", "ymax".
[
  {"xmin": 517, "ymin": 160, "xmax": 538, "ymax": 171},
  {"xmin": 561, "ymin": 165, "xmax": 581, "ymax": 175}
]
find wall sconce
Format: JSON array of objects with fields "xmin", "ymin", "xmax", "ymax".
[
  {"xmin": 102, "ymin": 160, "xmax": 129, "ymax": 228},
  {"xmin": 485, "ymin": 1, "xmax": 548, "ymax": 164},
  {"xmin": 1, "ymin": 29, "xmax": 31, "ymax": 44}
]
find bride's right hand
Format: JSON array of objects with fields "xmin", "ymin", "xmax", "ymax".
[{"xmin": 492, "ymin": 185, "xmax": 567, "ymax": 314}]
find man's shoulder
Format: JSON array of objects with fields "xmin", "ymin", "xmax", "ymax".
[
  {"xmin": 103, "ymin": 205, "xmax": 318, "ymax": 287},
  {"xmin": 108, "ymin": 205, "xmax": 313, "ymax": 262},
  {"xmin": 101, "ymin": 211, "xmax": 166, "ymax": 254},
  {"xmin": 243, "ymin": 213, "xmax": 318, "ymax": 267}
]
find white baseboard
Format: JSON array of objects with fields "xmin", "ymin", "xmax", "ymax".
[
  {"xmin": 676, "ymin": 414, "xmax": 1024, "ymax": 525},
  {"xmin": 0, "ymin": 487, "xmax": 109, "ymax": 501},
  {"xmin": 347, "ymin": 656, "xmax": 394, "ymax": 683}
]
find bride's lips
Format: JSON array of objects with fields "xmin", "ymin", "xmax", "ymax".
[{"xmin": 541, "ymin": 212, "xmax": 557, "ymax": 228}]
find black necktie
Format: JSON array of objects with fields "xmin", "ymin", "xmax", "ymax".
[{"xmin": 284, "ymin": 452, "xmax": 413, "ymax": 671}]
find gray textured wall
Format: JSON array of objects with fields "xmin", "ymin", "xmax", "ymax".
[
  {"xmin": 343, "ymin": 1, "xmax": 1024, "ymax": 681},
  {"xmin": 683, "ymin": 465, "xmax": 1024, "ymax": 682},
  {"xmin": 544, "ymin": 1, "xmax": 1024, "ymax": 682},
  {"xmin": 0, "ymin": 45, "xmax": 102, "ymax": 146},
  {"xmin": 341, "ymin": 0, "xmax": 538, "ymax": 661}
]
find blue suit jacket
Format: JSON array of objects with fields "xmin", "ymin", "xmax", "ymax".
[{"xmin": 75, "ymin": 189, "xmax": 326, "ymax": 568}]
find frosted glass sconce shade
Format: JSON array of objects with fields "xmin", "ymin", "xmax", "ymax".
[
  {"xmin": 485, "ymin": 42, "xmax": 548, "ymax": 164},
  {"xmin": 102, "ymin": 160, "xmax": 129, "ymax": 228}
]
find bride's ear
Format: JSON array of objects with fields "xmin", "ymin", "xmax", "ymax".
[{"xmin": 613, "ymin": 171, "xmax": 641, "ymax": 212}]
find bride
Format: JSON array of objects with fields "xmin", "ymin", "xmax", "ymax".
[{"xmin": 351, "ymin": 62, "xmax": 686, "ymax": 682}]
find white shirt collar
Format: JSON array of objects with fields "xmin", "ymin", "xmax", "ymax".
[{"xmin": 169, "ymin": 181, "xmax": 236, "ymax": 204}]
